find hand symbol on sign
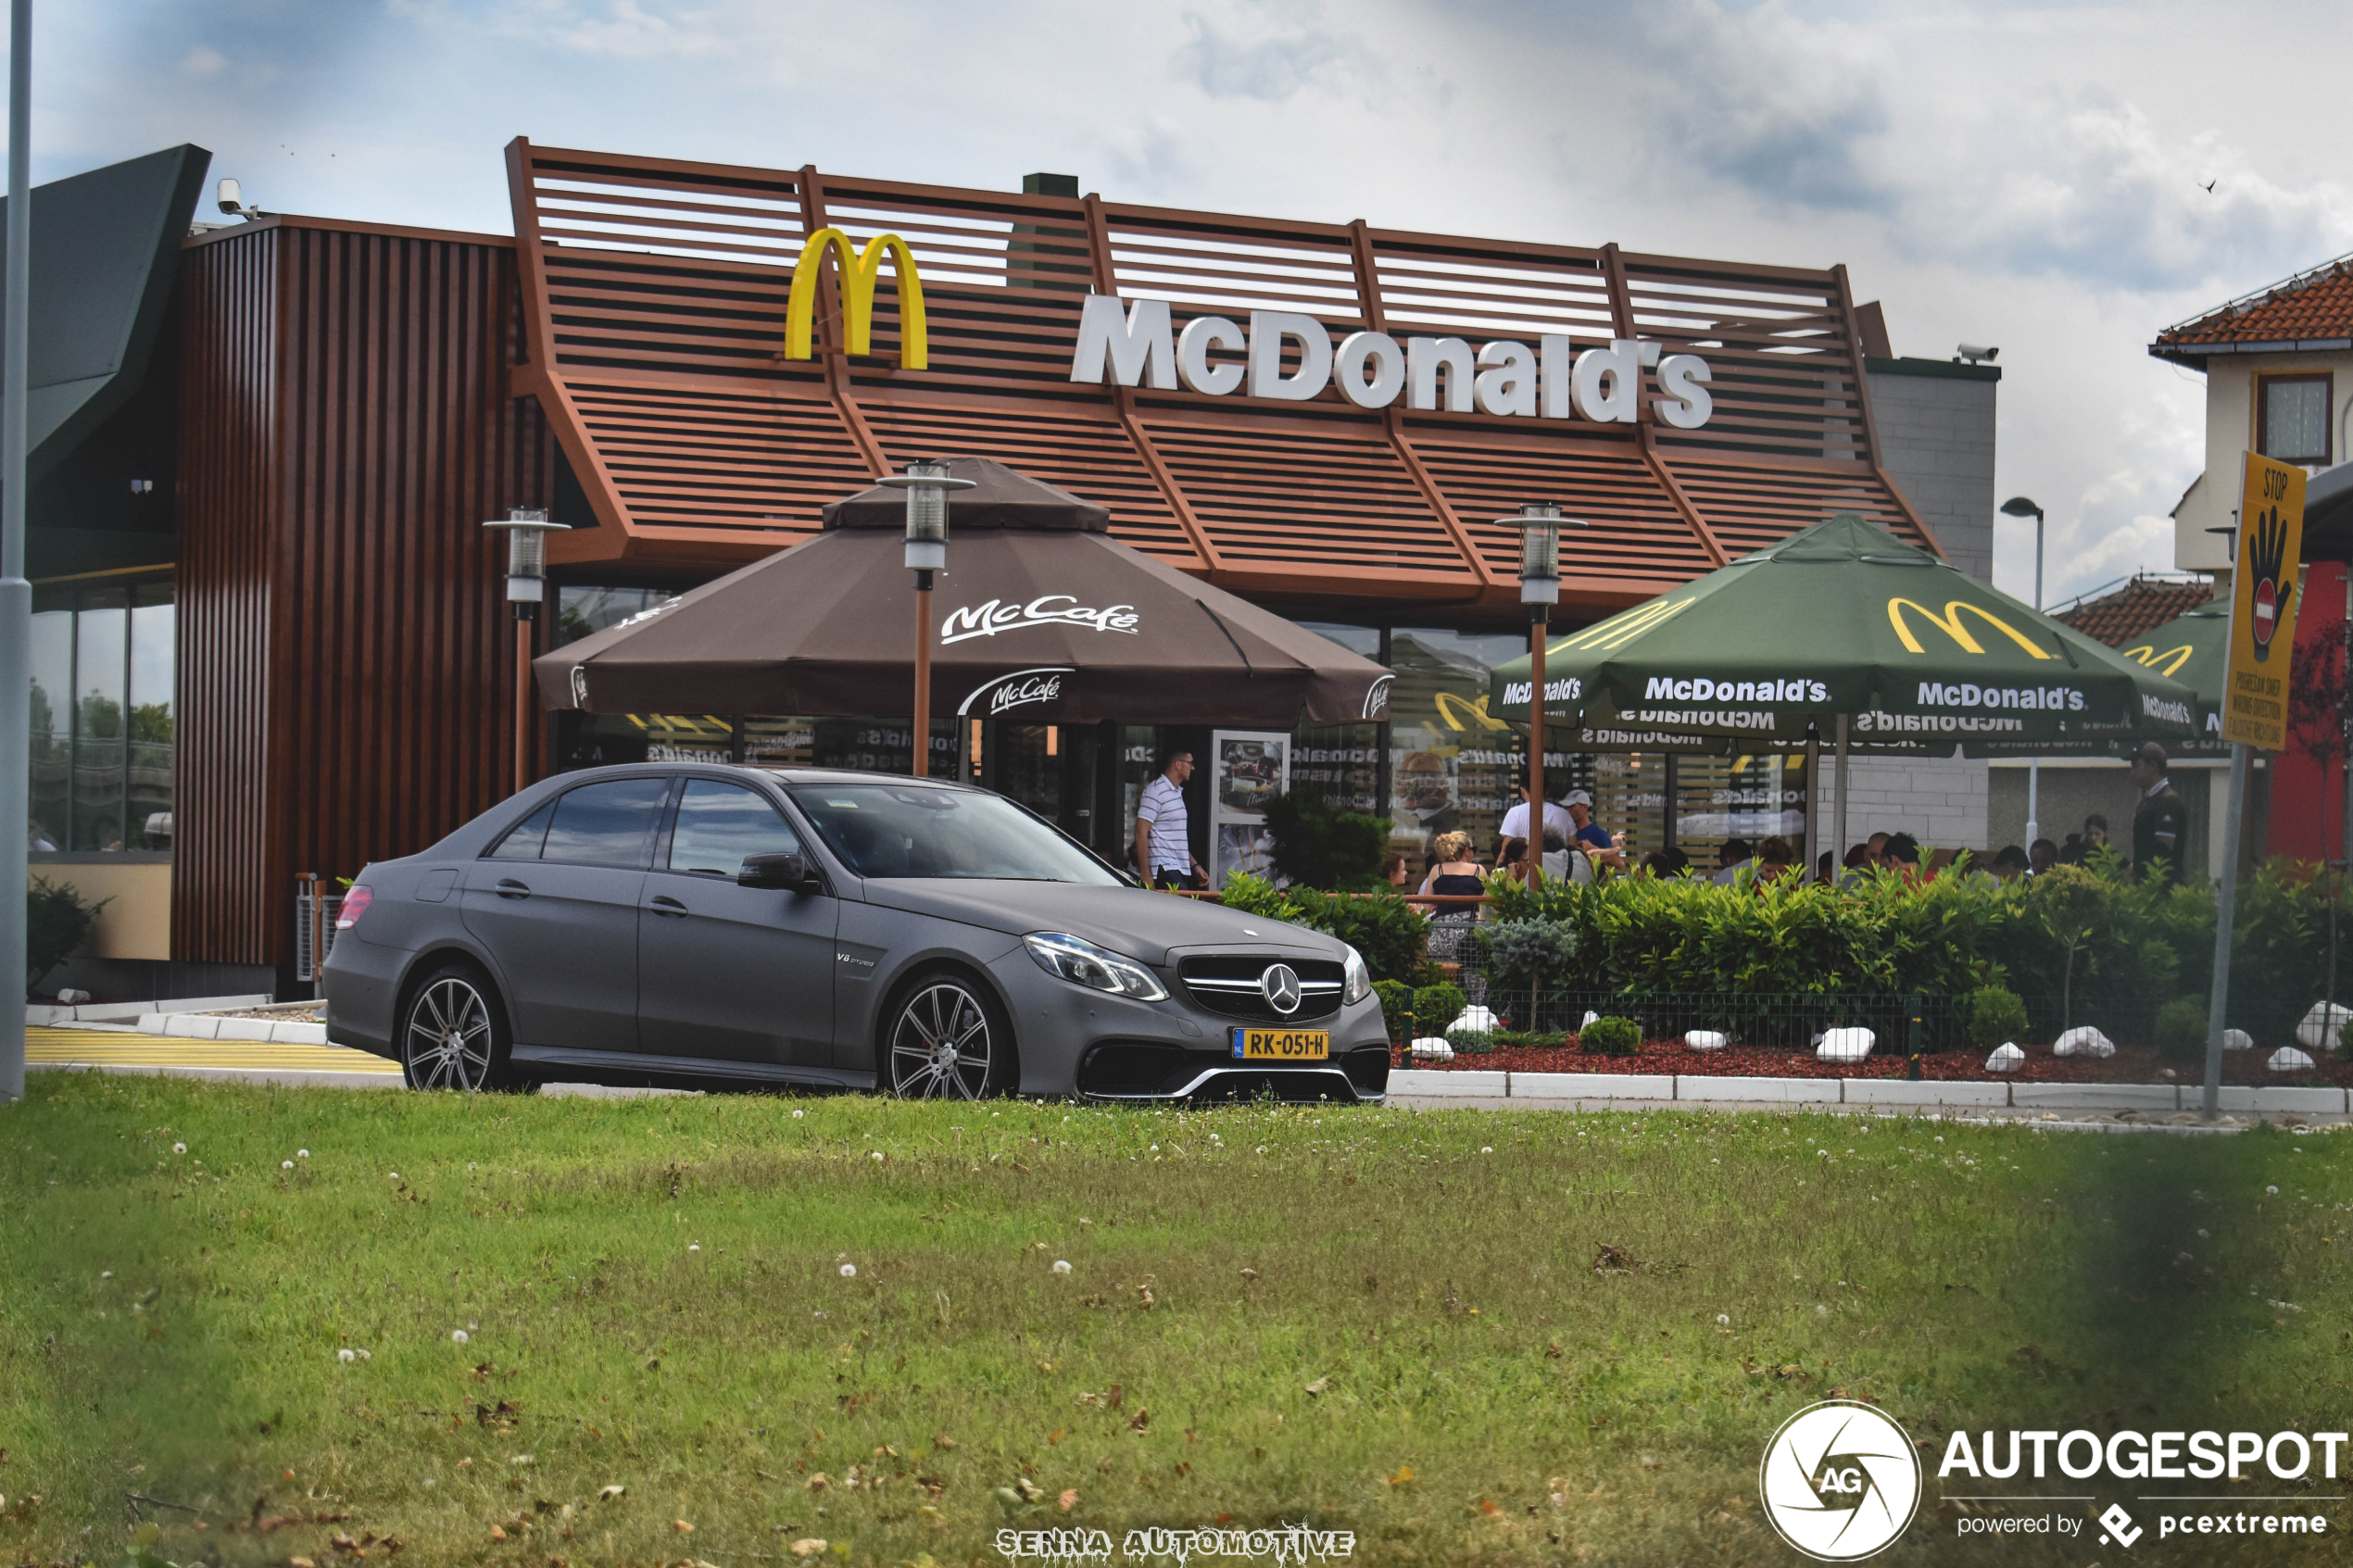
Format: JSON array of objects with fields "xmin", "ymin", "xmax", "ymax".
[{"xmin": 2247, "ymin": 503, "xmax": 2294, "ymax": 662}]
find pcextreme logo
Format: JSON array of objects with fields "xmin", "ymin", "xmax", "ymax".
[
  {"xmin": 1759, "ymin": 1400, "xmax": 1922, "ymax": 1562},
  {"xmin": 1885, "ymin": 598, "xmax": 2053, "ymax": 659},
  {"xmin": 783, "ymin": 228, "xmax": 928, "ymax": 369}
]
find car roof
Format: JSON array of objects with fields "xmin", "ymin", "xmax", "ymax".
[{"xmin": 543, "ymin": 760, "xmax": 973, "ymax": 793}]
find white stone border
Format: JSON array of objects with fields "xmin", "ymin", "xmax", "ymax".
[{"xmin": 1388, "ymin": 1069, "xmax": 2349, "ymax": 1115}]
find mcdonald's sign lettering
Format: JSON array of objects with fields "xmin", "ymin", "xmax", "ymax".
[
  {"xmin": 783, "ymin": 227, "xmax": 928, "ymax": 369},
  {"xmin": 1885, "ymin": 597, "xmax": 2052, "ymax": 659}
]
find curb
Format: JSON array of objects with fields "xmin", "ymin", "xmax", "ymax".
[{"xmin": 1386, "ymin": 1069, "xmax": 2350, "ymax": 1115}]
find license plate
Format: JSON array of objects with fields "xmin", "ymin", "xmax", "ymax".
[{"xmin": 1231, "ymin": 1027, "xmax": 1329, "ymax": 1060}]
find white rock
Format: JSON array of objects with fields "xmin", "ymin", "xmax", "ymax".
[
  {"xmin": 1581, "ymin": 1010, "xmax": 1601, "ymax": 1030},
  {"xmin": 1409, "ymin": 1037, "xmax": 1455, "ymax": 1063},
  {"xmin": 2268, "ymin": 1047, "xmax": 2317, "ymax": 1073},
  {"xmin": 1446, "ymin": 1006, "xmax": 1501, "ymax": 1037},
  {"xmin": 1984, "ymin": 1043, "xmax": 2026, "ymax": 1073},
  {"xmin": 2053, "ymin": 1026, "xmax": 2114, "ymax": 1059},
  {"xmin": 1684, "ymin": 1030, "xmax": 1728, "ymax": 1051},
  {"xmin": 2222, "ymin": 1028, "xmax": 2255, "ymax": 1052},
  {"xmin": 2296, "ymin": 1002, "xmax": 2351, "ymax": 1051},
  {"xmin": 1816, "ymin": 1027, "xmax": 1875, "ymax": 1063}
]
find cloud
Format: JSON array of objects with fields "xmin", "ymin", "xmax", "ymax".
[
  {"xmin": 178, "ymin": 46, "xmax": 227, "ymax": 78},
  {"xmin": 1170, "ymin": 3, "xmax": 1360, "ymax": 102}
]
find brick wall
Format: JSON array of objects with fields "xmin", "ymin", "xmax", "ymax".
[{"xmin": 1863, "ymin": 360, "xmax": 1998, "ymax": 585}]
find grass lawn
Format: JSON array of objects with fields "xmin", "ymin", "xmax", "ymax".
[{"xmin": 2, "ymin": 1073, "xmax": 2347, "ymax": 1567}]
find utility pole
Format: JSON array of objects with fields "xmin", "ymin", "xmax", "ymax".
[{"xmin": 0, "ymin": 0, "xmax": 32, "ymax": 1105}]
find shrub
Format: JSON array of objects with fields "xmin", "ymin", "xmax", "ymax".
[
  {"xmin": 2154, "ymin": 997, "xmax": 2208, "ymax": 1061},
  {"xmin": 1450, "ymin": 1030, "xmax": 1498, "ymax": 1056},
  {"xmin": 1578, "ymin": 1015, "xmax": 1641, "ymax": 1056},
  {"xmin": 1479, "ymin": 918, "xmax": 1579, "ymax": 996},
  {"xmin": 1262, "ymin": 792, "xmax": 1391, "ymax": 892},
  {"xmin": 1964, "ymin": 985, "xmax": 2029, "ymax": 1050},
  {"xmin": 1373, "ymin": 979, "xmax": 1413, "ymax": 1044},
  {"xmin": 1413, "ymin": 982, "xmax": 1466, "ymax": 1035},
  {"xmin": 1216, "ymin": 872, "xmax": 1302, "ymax": 924},
  {"xmin": 2342, "ymin": 1014, "xmax": 2353, "ymax": 1054},
  {"xmin": 26, "ymin": 875, "xmax": 109, "ymax": 998}
]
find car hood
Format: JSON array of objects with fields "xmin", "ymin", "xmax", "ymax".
[{"xmin": 854, "ymin": 879, "xmax": 1338, "ymax": 965}]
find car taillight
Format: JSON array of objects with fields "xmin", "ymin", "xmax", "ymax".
[{"xmin": 335, "ymin": 886, "xmax": 373, "ymax": 929}]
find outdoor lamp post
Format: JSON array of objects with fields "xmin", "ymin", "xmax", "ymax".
[
  {"xmin": 2000, "ymin": 495, "xmax": 2046, "ymax": 850},
  {"xmin": 878, "ymin": 458, "xmax": 974, "ymax": 778},
  {"xmin": 482, "ymin": 508, "xmax": 570, "ymax": 797},
  {"xmin": 1501, "ymin": 504, "xmax": 1588, "ymax": 855}
]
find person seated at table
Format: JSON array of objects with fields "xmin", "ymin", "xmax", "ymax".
[
  {"xmin": 1380, "ymin": 851, "xmax": 1411, "ymax": 890},
  {"xmin": 1638, "ymin": 846, "xmax": 1692, "ymax": 879},
  {"xmin": 1710, "ymin": 836, "xmax": 1755, "ymax": 886},
  {"xmin": 1815, "ymin": 849, "xmax": 1836, "ymax": 884},
  {"xmin": 1754, "ymin": 835, "xmax": 1796, "ymax": 882},
  {"xmin": 1541, "ymin": 825, "xmax": 1596, "ymax": 885},
  {"xmin": 2029, "ymin": 837, "xmax": 2057, "ymax": 876},
  {"xmin": 1493, "ymin": 835, "xmax": 1533, "ymax": 888},
  {"xmin": 1882, "ymin": 832, "xmax": 1924, "ymax": 884},
  {"xmin": 1989, "ymin": 845, "xmax": 2029, "ymax": 882}
]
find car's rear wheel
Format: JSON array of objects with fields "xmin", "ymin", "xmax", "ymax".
[
  {"xmin": 400, "ymin": 963, "xmax": 517, "ymax": 1092},
  {"xmin": 886, "ymin": 970, "xmax": 1012, "ymax": 1099}
]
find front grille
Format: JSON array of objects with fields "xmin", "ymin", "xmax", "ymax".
[{"xmin": 1176, "ymin": 955, "xmax": 1344, "ymax": 1023}]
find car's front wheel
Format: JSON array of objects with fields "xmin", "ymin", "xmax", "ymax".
[
  {"xmin": 400, "ymin": 963, "xmax": 518, "ymax": 1092},
  {"xmin": 885, "ymin": 970, "xmax": 1013, "ymax": 1099}
]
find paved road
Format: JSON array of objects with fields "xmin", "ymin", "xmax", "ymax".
[{"xmin": 26, "ymin": 1025, "xmax": 403, "ymax": 1088}]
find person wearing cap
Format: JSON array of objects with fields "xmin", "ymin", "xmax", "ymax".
[{"xmin": 1564, "ymin": 789, "xmax": 1624, "ymax": 872}]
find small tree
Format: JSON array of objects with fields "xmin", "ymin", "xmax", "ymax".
[
  {"xmin": 27, "ymin": 876, "xmax": 109, "ymax": 998},
  {"xmin": 1261, "ymin": 792, "xmax": 1390, "ymax": 892},
  {"xmin": 2029, "ymin": 864, "xmax": 2108, "ymax": 1034}
]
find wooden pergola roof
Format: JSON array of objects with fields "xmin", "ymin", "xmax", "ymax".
[{"xmin": 506, "ymin": 139, "xmax": 1937, "ymax": 616}]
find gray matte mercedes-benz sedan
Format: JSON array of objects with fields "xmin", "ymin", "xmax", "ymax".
[{"xmin": 321, "ymin": 764, "xmax": 1390, "ymax": 1103}]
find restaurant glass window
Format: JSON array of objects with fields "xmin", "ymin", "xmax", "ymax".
[
  {"xmin": 555, "ymin": 583, "xmax": 681, "ymax": 646},
  {"xmin": 1591, "ymin": 752, "xmax": 1667, "ymax": 867},
  {"xmin": 1671, "ymin": 752, "xmax": 1809, "ymax": 872},
  {"xmin": 27, "ymin": 575, "xmax": 173, "ymax": 856},
  {"xmin": 1387, "ymin": 628, "xmax": 1527, "ymax": 873}
]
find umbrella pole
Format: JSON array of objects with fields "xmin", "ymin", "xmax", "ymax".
[
  {"xmin": 912, "ymin": 572, "xmax": 933, "ymax": 779},
  {"xmin": 1805, "ymin": 729, "xmax": 1820, "ymax": 880},
  {"xmin": 1833, "ymin": 715, "xmax": 1850, "ymax": 870},
  {"xmin": 1529, "ymin": 604, "xmax": 1547, "ymax": 882}
]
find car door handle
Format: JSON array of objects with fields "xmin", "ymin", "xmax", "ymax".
[
  {"xmin": 496, "ymin": 879, "xmax": 531, "ymax": 899},
  {"xmin": 648, "ymin": 894, "xmax": 688, "ymax": 917}
]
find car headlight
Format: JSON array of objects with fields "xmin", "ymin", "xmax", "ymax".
[
  {"xmin": 1341, "ymin": 943, "xmax": 1372, "ymax": 1007},
  {"xmin": 1024, "ymin": 932, "xmax": 1169, "ymax": 1002}
]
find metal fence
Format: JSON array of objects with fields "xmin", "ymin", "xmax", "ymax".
[{"xmin": 294, "ymin": 875, "xmax": 344, "ymax": 985}]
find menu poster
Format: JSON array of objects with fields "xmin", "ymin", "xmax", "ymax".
[{"xmin": 1208, "ymin": 730, "xmax": 1291, "ymax": 889}]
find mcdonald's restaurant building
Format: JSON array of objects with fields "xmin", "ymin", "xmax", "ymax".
[{"xmin": 24, "ymin": 140, "xmax": 2001, "ymax": 1000}]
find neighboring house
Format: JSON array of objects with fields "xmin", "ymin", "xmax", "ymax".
[{"xmin": 2148, "ymin": 255, "xmax": 2353, "ymax": 869}]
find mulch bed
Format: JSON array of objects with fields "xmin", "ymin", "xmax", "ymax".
[{"xmin": 1387, "ymin": 1037, "xmax": 2353, "ymax": 1087}]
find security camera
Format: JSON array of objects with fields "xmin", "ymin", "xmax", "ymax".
[
  {"xmin": 217, "ymin": 177, "xmax": 262, "ymax": 220},
  {"xmin": 1955, "ymin": 344, "xmax": 1998, "ymax": 364}
]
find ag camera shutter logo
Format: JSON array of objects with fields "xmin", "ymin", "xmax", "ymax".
[{"xmin": 1759, "ymin": 1400, "xmax": 1921, "ymax": 1561}]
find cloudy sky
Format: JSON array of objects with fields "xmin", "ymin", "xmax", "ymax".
[{"xmin": 23, "ymin": 0, "xmax": 2353, "ymax": 604}]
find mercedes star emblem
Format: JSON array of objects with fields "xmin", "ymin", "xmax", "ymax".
[{"xmin": 1260, "ymin": 963, "xmax": 1302, "ymax": 1016}]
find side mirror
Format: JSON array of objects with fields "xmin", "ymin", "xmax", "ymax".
[{"xmin": 739, "ymin": 851, "xmax": 820, "ymax": 893}]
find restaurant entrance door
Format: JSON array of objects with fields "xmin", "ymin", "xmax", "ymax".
[{"xmin": 975, "ymin": 720, "xmax": 1126, "ymax": 863}]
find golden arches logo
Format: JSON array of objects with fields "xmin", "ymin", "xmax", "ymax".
[
  {"xmin": 1886, "ymin": 598, "xmax": 2052, "ymax": 659},
  {"xmin": 2122, "ymin": 640, "xmax": 2196, "ymax": 679},
  {"xmin": 1554, "ymin": 596, "xmax": 1692, "ymax": 654},
  {"xmin": 783, "ymin": 228, "xmax": 929, "ymax": 370},
  {"xmin": 1433, "ymin": 692, "xmax": 1511, "ymax": 733}
]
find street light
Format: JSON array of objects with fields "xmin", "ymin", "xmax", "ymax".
[
  {"xmin": 482, "ymin": 508, "xmax": 570, "ymax": 797},
  {"xmin": 2000, "ymin": 495, "xmax": 2046, "ymax": 853},
  {"xmin": 877, "ymin": 458, "xmax": 974, "ymax": 778},
  {"xmin": 1500, "ymin": 503, "xmax": 1588, "ymax": 861}
]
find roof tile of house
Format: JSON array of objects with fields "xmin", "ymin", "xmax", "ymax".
[
  {"xmin": 2057, "ymin": 577, "xmax": 2218, "ymax": 646},
  {"xmin": 2155, "ymin": 254, "xmax": 2353, "ymax": 356}
]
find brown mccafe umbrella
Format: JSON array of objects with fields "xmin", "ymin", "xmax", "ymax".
[{"xmin": 535, "ymin": 458, "xmax": 1394, "ymax": 726}]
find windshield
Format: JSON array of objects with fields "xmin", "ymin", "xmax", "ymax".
[{"xmin": 787, "ymin": 783, "xmax": 1124, "ymax": 884}]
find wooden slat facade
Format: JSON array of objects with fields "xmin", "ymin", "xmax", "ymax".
[
  {"xmin": 174, "ymin": 218, "xmax": 552, "ymax": 965},
  {"xmin": 504, "ymin": 140, "xmax": 1939, "ymax": 609}
]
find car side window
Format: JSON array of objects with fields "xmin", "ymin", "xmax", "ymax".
[
  {"xmin": 668, "ymin": 778, "xmax": 801, "ymax": 876},
  {"xmin": 538, "ymin": 777, "xmax": 673, "ymax": 868},
  {"xmin": 487, "ymin": 798, "xmax": 557, "ymax": 859}
]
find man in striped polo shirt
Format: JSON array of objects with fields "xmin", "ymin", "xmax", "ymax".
[{"xmin": 1134, "ymin": 747, "xmax": 1206, "ymax": 890}]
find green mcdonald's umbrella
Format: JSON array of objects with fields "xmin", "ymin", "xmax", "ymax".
[
  {"xmin": 2109, "ymin": 596, "xmax": 2230, "ymax": 757},
  {"xmin": 1490, "ymin": 514, "xmax": 2199, "ymax": 752}
]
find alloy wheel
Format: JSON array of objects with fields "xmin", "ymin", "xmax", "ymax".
[
  {"xmin": 888, "ymin": 981, "xmax": 994, "ymax": 1099},
  {"xmin": 404, "ymin": 976, "xmax": 497, "ymax": 1091}
]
